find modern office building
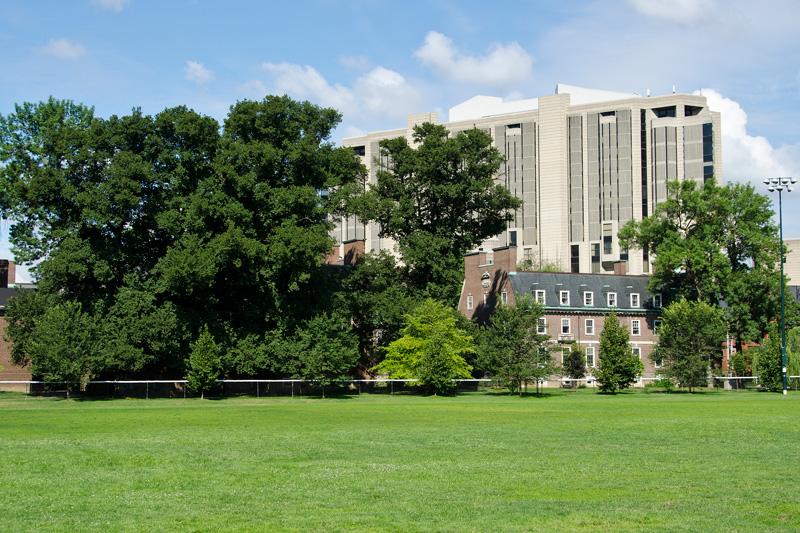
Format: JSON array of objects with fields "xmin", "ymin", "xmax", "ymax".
[{"xmin": 335, "ymin": 84, "xmax": 722, "ymax": 275}]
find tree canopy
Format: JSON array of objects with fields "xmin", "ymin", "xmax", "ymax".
[
  {"xmin": 595, "ymin": 313, "xmax": 643, "ymax": 393},
  {"xmin": 354, "ymin": 123, "xmax": 520, "ymax": 303}
]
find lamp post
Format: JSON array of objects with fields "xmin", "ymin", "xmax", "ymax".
[{"xmin": 763, "ymin": 177, "xmax": 796, "ymax": 395}]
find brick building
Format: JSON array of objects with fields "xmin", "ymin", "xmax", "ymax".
[
  {"xmin": 0, "ymin": 261, "xmax": 30, "ymax": 390},
  {"xmin": 458, "ymin": 245, "xmax": 665, "ymax": 380}
]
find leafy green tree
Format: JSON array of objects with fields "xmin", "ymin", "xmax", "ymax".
[
  {"xmin": 374, "ymin": 299, "xmax": 474, "ymax": 395},
  {"xmin": 653, "ymin": 299, "xmax": 725, "ymax": 391},
  {"xmin": 293, "ymin": 313, "xmax": 359, "ymax": 397},
  {"xmin": 752, "ymin": 325, "xmax": 783, "ymax": 392},
  {"xmin": 478, "ymin": 295, "xmax": 552, "ymax": 395},
  {"xmin": 0, "ymin": 96, "xmax": 364, "ymax": 379},
  {"xmin": 595, "ymin": 313, "xmax": 643, "ymax": 393},
  {"xmin": 186, "ymin": 326, "xmax": 222, "ymax": 398},
  {"xmin": 619, "ymin": 180, "xmax": 782, "ymax": 351},
  {"xmin": 354, "ymin": 123, "xmax": 520, "ymax": 303},
  {"xmin": 563, "ymin": 343, "xmax": 587, "ymax": 386},
  {"xmin": 26, "ymin": 301, "xmax": 99, "ymax": 390},
  {"xmin": 335, "ymin": 251, "xmax": 416, "ymax": 372}
]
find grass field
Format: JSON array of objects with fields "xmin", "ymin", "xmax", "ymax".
[{"xmin": 1, "ymin": 390, "xmax": 798, "ymax": 532}]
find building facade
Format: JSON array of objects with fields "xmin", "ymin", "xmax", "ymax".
[
  {"xmin": 336, "ymin": 84, "xmax": 722, "ymax": 275},
  {"xmin": 458, "ymin": 245, "xmax": 665, "ymax": 380}
]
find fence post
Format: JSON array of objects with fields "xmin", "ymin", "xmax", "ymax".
[
  {"xmin": 390, "ymin": 381, "xmax": 394, "ymax": 395},
  {"xmin": 256, "ymin": 381, "xmax": 260, "ymax": 398},
  {"xmin": 146, "ymin": 382, "xmax": 149, "ymax": 400},
  {"xmin": 291, "ymin": 381, "xmax": 294, "ymax": 398}
]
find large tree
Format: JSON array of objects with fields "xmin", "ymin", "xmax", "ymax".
[
  {"xmin": 478, "ymin": 295, "xmax": 553, "ymax": 395},
  {"xmin": 0, "ymin": 96, "xmax": 364, "ymax": 380},
  {"xmin": 653, "ymin": 299, "xmax": 726, "ymax": 391},
  {"xmin": 619, "ymin": 180, "xmax": 784, "ymax": 350},
  {"xmin": 355, "ymin": 123, "xmax": 520, "ymax": 303}
]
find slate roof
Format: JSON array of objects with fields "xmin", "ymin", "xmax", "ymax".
[{"xmin": 508, "ymin": 271, "xmax": 661, "ymax": 313}]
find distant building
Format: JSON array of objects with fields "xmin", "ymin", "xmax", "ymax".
[
  {"xmin": 337, "ymin": 84, "xmax": 722, "ymax": 275},
  {"xmin": 0, "ymin": 261, "xmax": 30, "ymax": 389},
  {"xmin": 458, "ymin": 246, "xmax": 665, "ymax": 381}
]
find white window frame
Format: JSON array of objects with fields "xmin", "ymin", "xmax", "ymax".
[
  {"xmin": 561, "ymin": 318, "xmax": 571, "ymax": 335},
  {"xmin": 585, "ymin": 318, "xmax": 595, "ymax": 335},
  {"xmin": 534, "ymin": 289, "xmax": 546, "ymax": 305},
  {"xmin": 630, "ymin": 293, "xmax": 640, "ymax": 308},
  {"xmin": 501, "ymin": 291, "xmax": 508, "ymax": 305},
  {"xmin": 632, "ymin": 345, "xmax": 642, "ymax": 359},
  {"xmin": 584, "ymin": 291, "xmax": 594, "ymax": 306},
  {"xmin": 607, "ymin": 292, "xmax": 617, "ymax": 308},
  {"xmin": 654, "ymin": 319, "xmax": 662, "ymax": 335},
  {"xmin": 653, "ymin": 294, "xmax": 662, "ymax": 308},
  {"xmin": 586, "ymin": 346, "xmax": 596, "ymax": 368},
  {"xmin": 631, "ymin": 319, "xmax": 641, "ymax": 336},
  {"xmin": 466, "ymin": 294, "xmax": 474, "ymax": 310},
  {"xmin": 559, "ymin": 290, "xmax": 570, "ymax": 306},
  {"xmin": 537, "ymin": 317, "xmax": 547, "ymax": 334}
]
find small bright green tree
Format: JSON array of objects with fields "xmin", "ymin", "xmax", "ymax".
[
  {"xmin": 478, "ymin": 295, "xmax": 551, "ymax": 395},
  {"xmin": 374, "ymin": 299, "xmax": 473, "ymax": 395},
  {"xmin": 563, "ymin": 343, "xmax": 587, "ymax": 386},
  {"xmin": 186, "ymin": 326, "xmax": 221, "ymax": 398},
  {"xmin": 752, "ymin": 325, "xmax": 783, "ymax": 392},
  {"xmin": 294, "ymin": 313, "xmax": 359, "ymax": 397},
  {"xmin": 595, "ymin": 313, "xmax": 643, "ymax": 393},
  {"xmin": 653, "ymin": 299, "xmax": 725, "ymax": 391}
]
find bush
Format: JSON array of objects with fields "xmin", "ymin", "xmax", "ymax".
[{"xmin": 186, "ymin": 326, "xmax": 222, "ymax": 398}]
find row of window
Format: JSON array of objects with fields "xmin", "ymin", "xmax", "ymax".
[
  {"xmin": 537, "ymin": 317, "xmax": 662, "ymax": 336},
  {"xmin": 534, "ymin": 289, "xmax": 662, "ymax": 309},
  {"xmin": 465, "ymin": 292, "xmax": 509, "ymax": 310},
  {"xmin": 579, "ymin": 345, "xmax": 658, "ymax": 368}
]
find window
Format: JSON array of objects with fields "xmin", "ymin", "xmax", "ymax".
[
  {"xmin": 586, "ymin": 346, "xmax": 595, "ymax": 368},
  {"xmin": 607, "ymin": 292, "xmax": 617, "ymax": 307},
  {"xmin": 570, "ymin": 244, "xmax": 580, "ymax": 273},
  {"xmin": 653, "ymin": 294, "xmax": 662, "ymax": 308},
  {"xmin": 501, "ymin": 291, "xmax": 508, "ymax": 305},
  {"xmin": 561, "ymin": 318, "xmax": 571, "ymax": 335},
  {"xmin": 591, "ymin": 243, "xmax": 601, "ymax": 273},
  {"xmin": 603, "ymin": 235, "xmax": 613, "ymax": 254},
  {"xmin": 654, "ymin": 320, "xmax": 662, "ymax": 334},
  {"xmin": 632, "ymin": 346, "xmax": 642, "ymax": 359},
  {"xmin": 559, "ymin": 290, "xmax": 570, "ymax": 306},
  {"xmin": 584, "ymin": 291, "xmax": 594, "ymax": 306},
  {"xmin": 509, "ymin": 230, "xmax": 518, "ymax": 247},
  {"xmin": 585, "ymin": 319, "xmax": 595, "ymax": 335},
  {"xmin": 534, "ymin": 290, "xmax": 546, "ymax": 305},
  {"xmin": 466, "ymin": 294, "xmax": 473, "ymax": 310},
  {"xmin": 352, "ymin": 145, "xmax": 366, "ymax": 157},
  {"xmin": 630, "ymin": 293, "xmax": 640, "ymax": 308},
  {"xmin": 537, "ymin": 317, "xmax": 547, "ymax": 334},
  {"xmin": 631, "ymin": 319, "xmax": 641, "ymax": 336},
  {"xmin": 654, "ymin": 354, "xmax": 663, "ymax": 368}
]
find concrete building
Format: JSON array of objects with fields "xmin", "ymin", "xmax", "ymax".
[
  {"xmin": 336, "ymin": 84, "xmax": 722, "ymax": 275},
  {"xmin": 458, "ymin": 245, "xmax": 665, "ymax": 380}
]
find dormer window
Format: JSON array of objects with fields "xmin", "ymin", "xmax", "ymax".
[
  {"xmin": 534, "ymin": 290, "xmax": 546, "ymax": 305},
  {"xmin": 559, "ymin": 290, "xmax": 570, "ymax": 306},
  {"xmin": 630, "ymin": 293, "xmax": 640, "ymax": 308},
  {"xmin": 607, "ymin": 292, "xmax": 617, "ymax": 307}
]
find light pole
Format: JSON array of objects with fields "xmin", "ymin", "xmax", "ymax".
[{"xmin": 763, "ymin": 177, "xmax": 796, "ymax": 395}]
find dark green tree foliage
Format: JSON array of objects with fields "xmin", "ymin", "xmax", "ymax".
[
  {"xmin": 355, "ymin": 123, "xmax": 520, "ymax": 303},
  {"xmin": 335, "ymin": 251, "xmax": 416, "ymax": 372},
  {"xmin": 186, "ymin": 326, "xmax": 222, "ymax": 398},
  {"xmin": 478, "ymin": 295, "xmax": 552, "ymax": 395},
  {"xmin": 0, "ymin": 96, "xmax": 364, "ymax": 381},
  {"xmin": 374, "ymin": 299, "xmax": 474, "ymax": 395},
  {"xmin": 292, "ymin": 313, "xmax": 359, "ymax": 397},
  {"xmin": 619, "ymin": 180, "xmax": 782, "ymax": 350},
  {"xmin": 563, "ymin": 343, "xmax": 587, "ymax": 383},
  {"xmin": 595, "ymin": 313, "xmax": 643, "ymax": 393},
  {"xmin": 653, "ymin": 299, "xmax": 725, "ymax": 391}
]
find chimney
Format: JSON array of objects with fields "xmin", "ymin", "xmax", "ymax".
[
  {"xmin": 0, "ymin": 260, "xmax": 15, "ymax": 288},
  {"xmin": 342, "ymin": 239, "xmax": 365, "ymax": 266},
  {"xmin": 492, "ymin": 245, "xmax": 517, "ymax": 273}
]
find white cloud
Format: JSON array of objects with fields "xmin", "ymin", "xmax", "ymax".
[
  {"xmin": 184, "ymin": 61, "xmax": 214, "ymax": 84},
  {"xmin": 414, "ymin": 31, "xmax": 533, "ymax": 88},
  {"xmin": 627, "ymin": 0, "xmax": 717, "ymax": 24},
  {"xmin": 39, "ymin": 38, "xmax": 86, "ymax": 60},
  {"xmin": 697, "ymin": 88, "xmax": 791, "ymax": 181},
  {"xmin": 90, "ymin": 0, "xmax": 129, "ymax": 11},
  {"xmin": 339, "ymin": 55, "xmax": 370, "ymax": 70},
  {"xmin": 260, "ymin": 62, "xmax": 423, "ymax": 124}
]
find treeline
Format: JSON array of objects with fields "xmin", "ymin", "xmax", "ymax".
[{"xmin": 0, "ymin": 96, "xmax": 518, "ymax": 388}]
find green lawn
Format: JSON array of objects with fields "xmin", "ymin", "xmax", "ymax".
[{"xmin": 1, "ymin": 390, "xmax": 798, "ymax": 532}]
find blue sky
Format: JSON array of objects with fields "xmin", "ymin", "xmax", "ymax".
[{"xmin": 2, "ymin": 0, "xmax": 800, "ymax": 280}]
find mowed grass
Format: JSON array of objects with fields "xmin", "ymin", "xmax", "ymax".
[{"xmin": 1, "ymin": 390, "xmax": 798, "ymax": 532}]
